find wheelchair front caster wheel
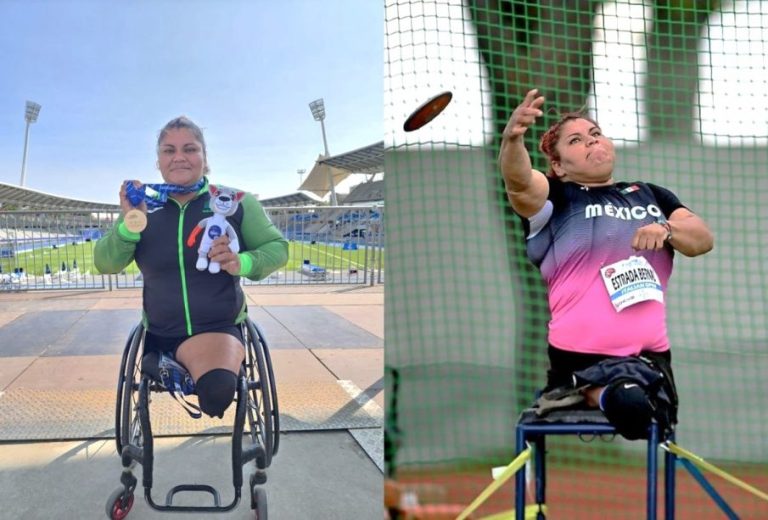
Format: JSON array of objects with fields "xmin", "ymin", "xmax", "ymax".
[
  {"xmin": 106, "ymin": 487, "xmax": 134, "ymax": 520},
  {"xmin": 251, "ymin": 486, "xmax": 267, "ymax": 519}
]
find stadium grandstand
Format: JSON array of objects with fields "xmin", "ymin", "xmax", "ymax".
[
  {"xmin": 298, "ymin": 141, "xmax": 384, "ymax": 206},
  {"xmin": 343, "ymin": 179, "xmax": 383, "ymax": 206},
  {"xmin": 278, "ymin": 140, "xmax": 384, "ymax": 243},
  {"xmin": 0, "ymin": 182, "xmax": 119, "ymax": 212},
  {"xmin": 0, "ymin": 182, "xmax": 118, "ymax": 251}
]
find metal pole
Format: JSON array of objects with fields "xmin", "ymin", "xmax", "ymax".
[
  {"xmin": 19, "ymin": 121, "xmax": 31, "ymax": 186},
  {"xmin": 319, "ymin": 118, "xmax": 330, "ymax": 157},
  {"xmin": 319, "ymin": 119, "xmax": 338, "ymax": 206}
]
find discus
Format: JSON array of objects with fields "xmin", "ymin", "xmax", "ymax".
[
  {"xmin": 403, "ymin": 91, "xmax": 453, "ymax": 132},
  {"xmin": 124, "ymin": 209, "xmax": 147, "ymax": 233}
]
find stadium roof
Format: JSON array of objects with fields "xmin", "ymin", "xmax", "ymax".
[
  {"xmin": 0, "ymin": 182, "xmax": 119, "ymax": 212},
  {"xmin": 298, "ymin": 156, "xmax": 352, "ymax": 198},
  {"xmin": 299, "ymin": 141, "xmax": 384, "ymax": 198},
  {"xmin": 259, "ymin": 191, "xmax": 322, "ymax": 207},
  {"xmin": 319, "ymin": 141, "xmax": 384, "ymax": 174}
]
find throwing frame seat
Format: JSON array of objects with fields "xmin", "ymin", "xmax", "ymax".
[{"xmin": 514, "ymin": 407, "xmax": 677, "ymax": 520}]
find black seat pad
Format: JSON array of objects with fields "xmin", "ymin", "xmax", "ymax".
[{"xmin": 518, "ymin": 407, "xmax": 611, "ymax": 426}]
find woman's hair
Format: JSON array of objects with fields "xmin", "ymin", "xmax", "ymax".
[
  {"xmin": 157, "ymin": 116, "xmax": 210, "ymax": 174},
  {"xmin": 539, "ymin": 112, "xmax": 600, "ymax": 177}
]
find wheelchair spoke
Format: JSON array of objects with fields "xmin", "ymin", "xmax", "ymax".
[{"xmin": 130, "ymin": 414, "xmax": 142, "ymax": 446}]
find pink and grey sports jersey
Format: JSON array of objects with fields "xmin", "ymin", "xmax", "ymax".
[{"xmin": 524, "ymin": 179, "xmax": 685, "ymax": 356}]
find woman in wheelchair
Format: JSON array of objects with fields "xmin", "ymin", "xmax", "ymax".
[
  {"xmin": 95, "ymin": 115, "xmax": 288, "ymax": 418},
  {"xmin": 500, "ymin": 90, "xmax": 714, "ymax": 439},
  {"xmin": 94, "ymin": 116, "xmax": 288, "ymax": 518}
]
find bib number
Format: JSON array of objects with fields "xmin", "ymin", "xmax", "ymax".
[{"xmin": 600, "ymin": 256, "xmax": 663, "ymax": 312}]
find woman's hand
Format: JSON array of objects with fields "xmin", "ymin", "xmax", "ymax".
[
  {"xmin": 502, "ymin": 88, "xmax": 545, "ymax": 141},
  {"xmin": 209, "ymin": 236, "xmax": 241, "ymax": 275},
  {"xmin": 632, "ymin": 222, "xmax": 670, "ymax": 251},
  {"xmin": 120, "ymin": 181, "xmax": 147, "ymax": 216}
]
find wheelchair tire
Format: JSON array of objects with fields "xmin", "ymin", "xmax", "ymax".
[
  {"xmin": 251, "ymin": 319, "xmax": 279, "ymax": 454},
  {"xmin": 115, "ymin": 324, "xmax": 144, "ymax": 455},
  {"xmin": 244, "ymin": 319, "xmax": 276, "ymax": 467},
  {"xmin": 251, "ymin": 486, "xmax": 267, "ymax": 520},
  {"xmin": 256, "ymin": 323, "xmax": 280, "ymax": 456},
  {"xmin": 105, "ymin": 487, "xmax": 134, "ymax": 520}
]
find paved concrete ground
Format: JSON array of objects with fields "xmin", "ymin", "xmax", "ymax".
[{"xmin": 0, "ymin": 284, "xmax": 384, "ymax": 519}]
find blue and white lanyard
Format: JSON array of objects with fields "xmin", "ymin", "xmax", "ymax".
[{"xmin": 125, "ymin": 178, "xmax": 206, "ymax": 209}]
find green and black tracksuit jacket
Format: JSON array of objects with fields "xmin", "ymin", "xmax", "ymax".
[{"xmin": 94, "ymin": 180, "xmax": 289, "ymax": 337}]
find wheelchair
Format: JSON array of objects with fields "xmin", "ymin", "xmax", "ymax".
[{"xmin": 106, "ymin": 317, "xmax": 279, "ymax": 519}]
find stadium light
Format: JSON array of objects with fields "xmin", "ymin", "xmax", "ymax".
[
  {"xmin": 297, "ymin": 168, "xmax": 306, "ymax": 184},
  {"xmin": 20, "ymin": 100, "xmax": 42, "ymax": 187},
  {"xmin": 308, "ymin": 98, "xmax": 338, "ymax": 205}
]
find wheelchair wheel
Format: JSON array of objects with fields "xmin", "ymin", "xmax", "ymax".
[
  {"xmin": 243, "ymin": 319, "xmax": 277, "ymax": 466},
  {"xmin": 115, "ymin": 323, "xmax": 144, "ymax": 455},
  {"xmin": 252, "ymin": 319, "xmax": 280, "ymax": 455},
  {"xmin": 251, "ymin": 486, "xmax": 267, "ymax": 519},
  {"xmin": 105, "ymin": 486, "xmax": 134, "ymax": 519}
]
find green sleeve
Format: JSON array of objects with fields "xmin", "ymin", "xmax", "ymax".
[
  {"xmin": 93, "ymin": 216, "xmax": 141, "ymax": 274},
  {"xmin": 236, "ymin": 194, "xmax": 289, "ymax": 281}
]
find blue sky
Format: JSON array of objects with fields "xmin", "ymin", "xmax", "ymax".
[{"xmin": 0, "ymin": 0, "xmax": 382, "ymax": 203}]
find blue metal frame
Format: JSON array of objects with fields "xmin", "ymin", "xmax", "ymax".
[
  {"xmin": 677, "ymin": 458, "xmax": 739, "ymax": 520},
  {"xmin": 514, "ymin": 420, "xmax": 677, "ymax": 520}
]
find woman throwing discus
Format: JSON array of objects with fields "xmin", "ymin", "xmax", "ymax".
[{"xmin": 500, "ymin": 89, "xmax": 714, "ymax": 439}]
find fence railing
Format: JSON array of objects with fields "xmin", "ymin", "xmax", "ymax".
[{"xmin": 0, "ymin": 205, "xmax": 384, "ymax": 291}]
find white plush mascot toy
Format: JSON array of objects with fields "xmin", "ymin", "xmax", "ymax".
[{"xmin": 187, "ymin": 184, "xmax": 244, "ymax": 274}]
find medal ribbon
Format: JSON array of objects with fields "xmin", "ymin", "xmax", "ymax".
[{"xmin": 125, "ymin": 178, "xmax": 206, "ymax": 209}]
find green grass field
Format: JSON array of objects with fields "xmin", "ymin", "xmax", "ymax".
[
  {"xmin": 1, "ymin": 240, "xmax": 384, "ymax": 277},
  {"xmin": 287, "ymin": 240, "xmax": 384, "ymax": 271},
  {"xmin": 0, "ymin": 241, "xmax": 104, "ymax": 276}
]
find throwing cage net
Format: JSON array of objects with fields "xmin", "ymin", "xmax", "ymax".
[{"xmin": 384, "ymin": 1, "xmax": 768, "ymax": 518}]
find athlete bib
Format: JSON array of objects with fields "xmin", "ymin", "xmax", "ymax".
[{"xmin": 600, "ymin": 256, "xmax": 664, "ymax": 312}]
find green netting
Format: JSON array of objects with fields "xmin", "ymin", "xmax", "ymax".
[{"xmin": 384, "ymin": 1, "xmax": 768, "ymax": 518}]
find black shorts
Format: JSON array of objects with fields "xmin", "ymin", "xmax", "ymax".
[
  {"xmin": 546, "ymin": 345, "xmax": 673, "ymax": 390},
  {"xmin": 143, "ymin": 325, "xmax": 244, "ymax": 357}
]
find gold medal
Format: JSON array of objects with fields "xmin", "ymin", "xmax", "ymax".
[{"xmin": 124, "ymin": 209, "xmax": 147, "ymax": 233}]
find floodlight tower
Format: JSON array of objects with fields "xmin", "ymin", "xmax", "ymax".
[
  {"xmin": 308, "ymin": 98, "xmax": 338, "ymax": 205},
  {"xmin": 20, "ymin": 101, "xmax": 42, "ymax": 187}
]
